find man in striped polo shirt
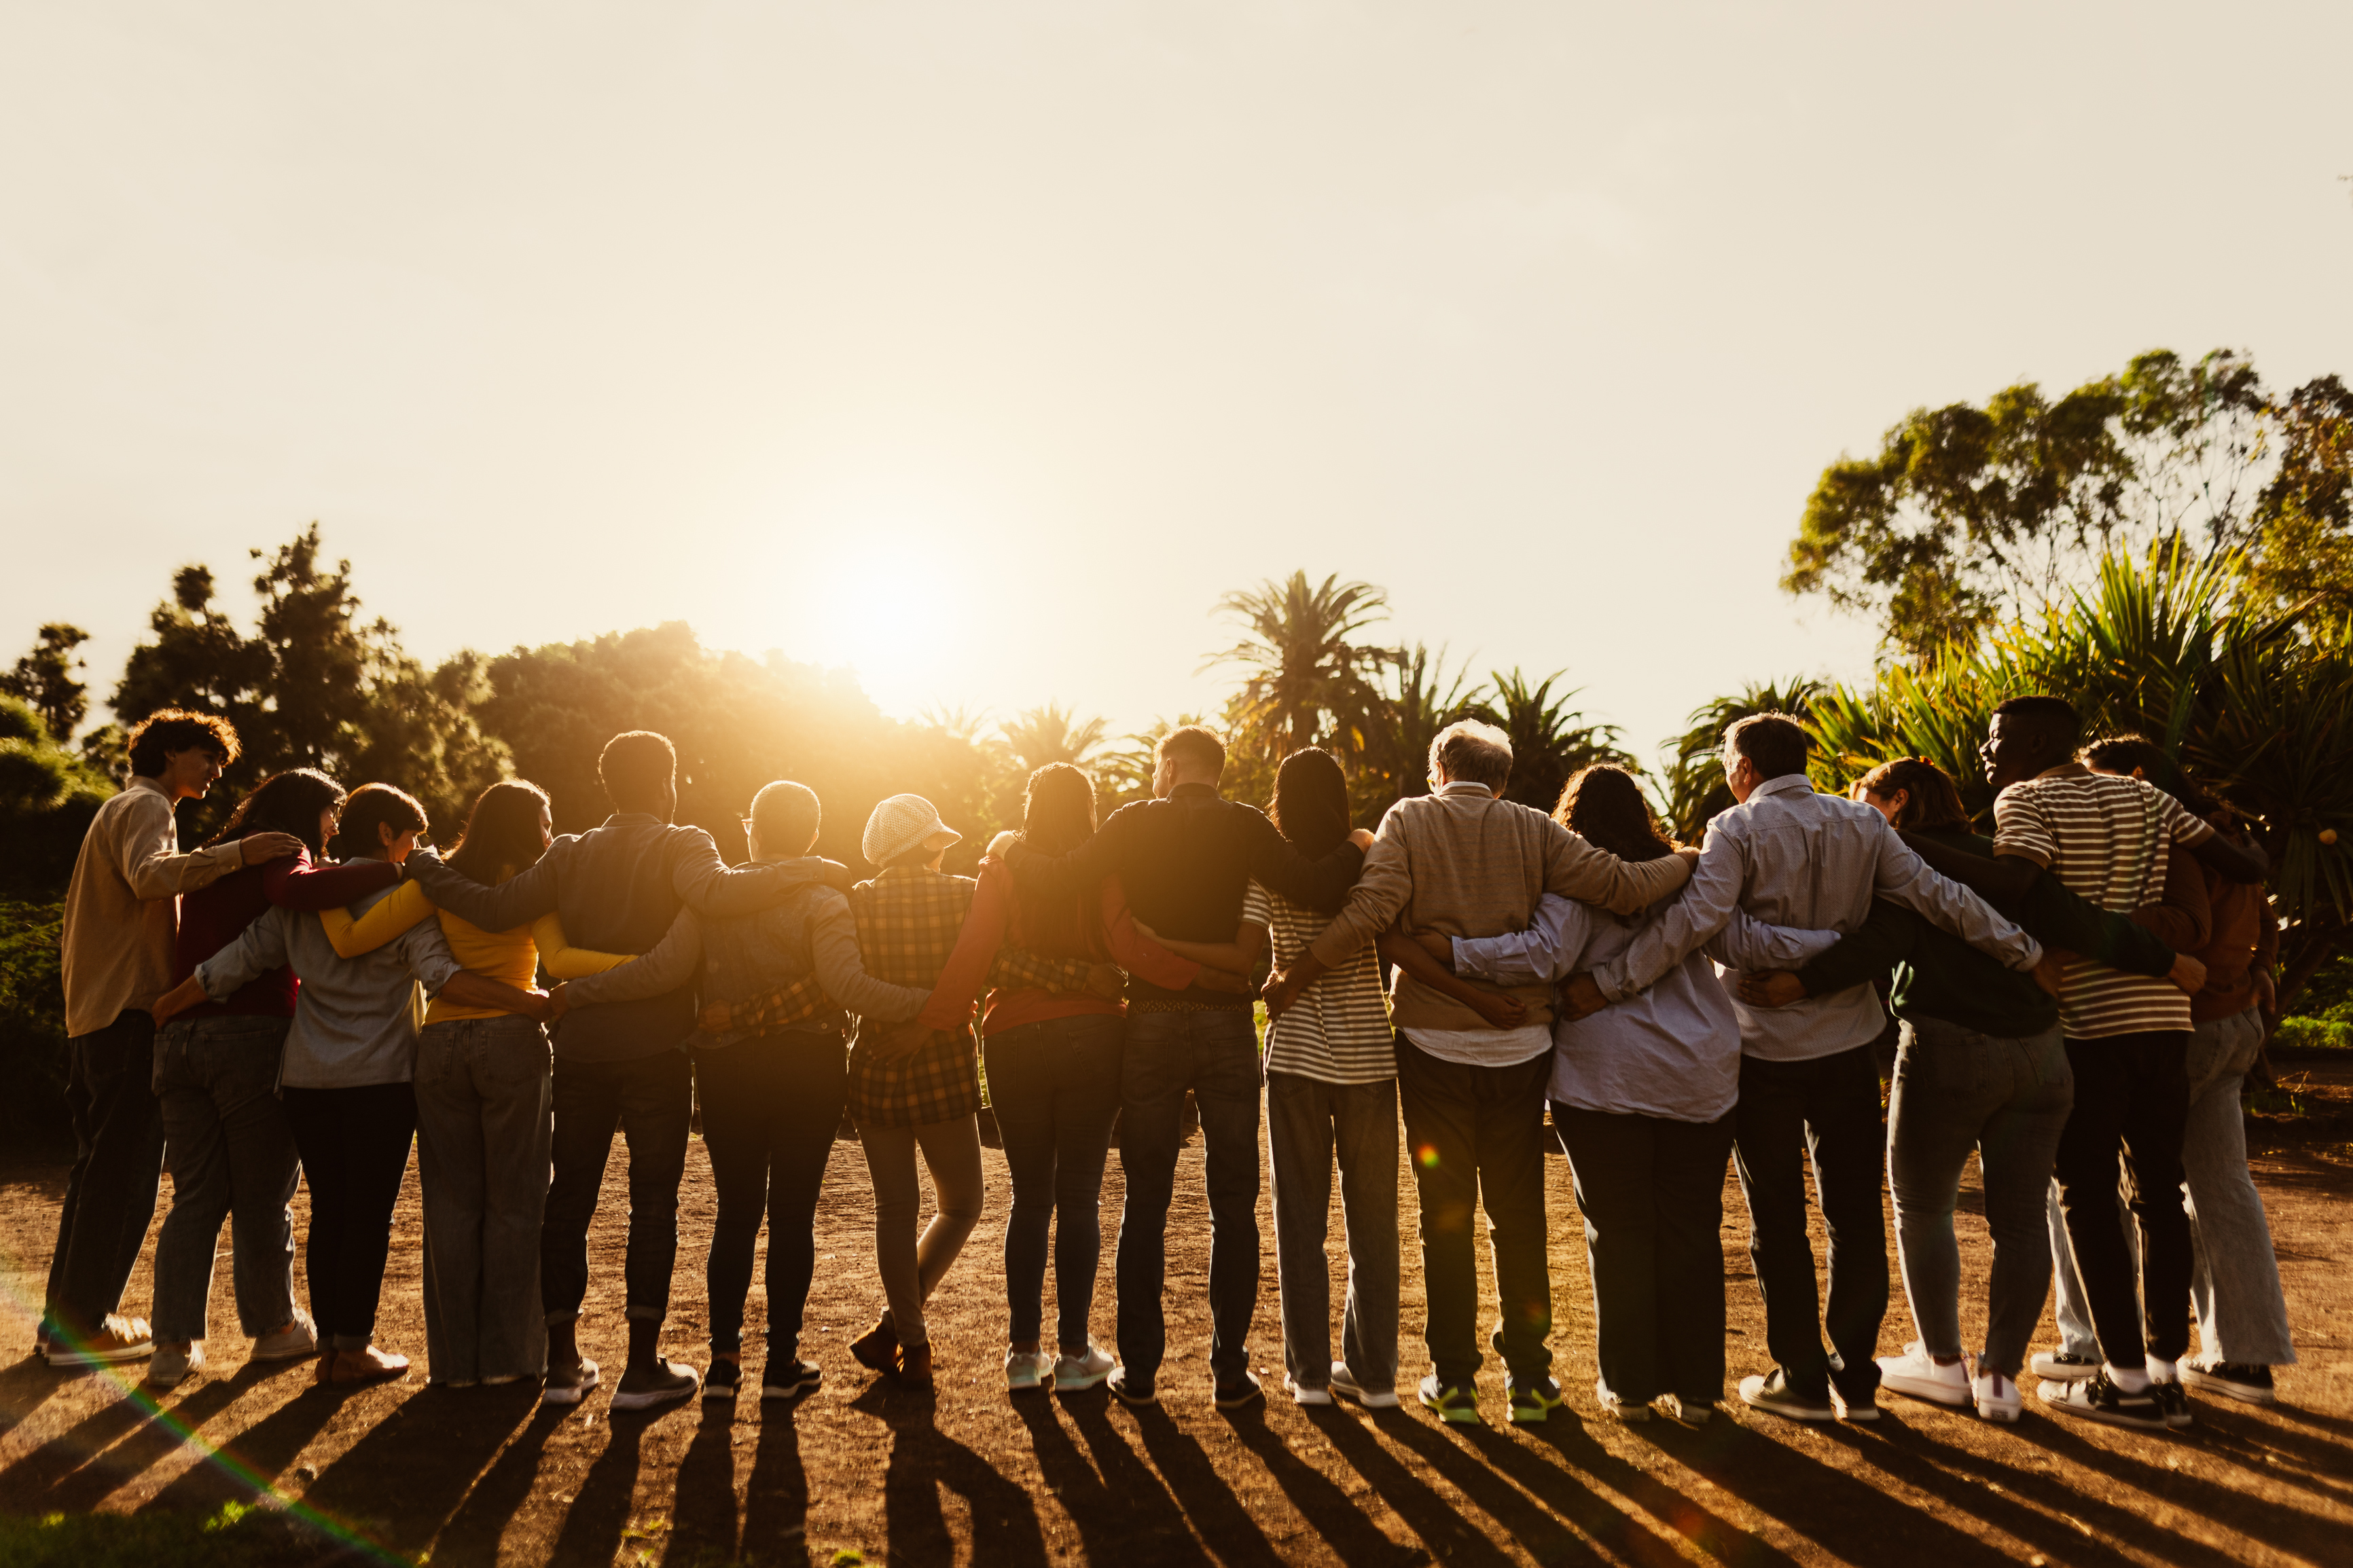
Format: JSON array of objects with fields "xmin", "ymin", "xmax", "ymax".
[{"xmin": 1981, "ymin": 696, "xmax": 2268, "ymax": 1432}]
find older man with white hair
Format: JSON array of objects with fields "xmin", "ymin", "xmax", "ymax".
[{"xmin": 1263, "ymin": 720, "xmax": 1695, "ymax": 1425}]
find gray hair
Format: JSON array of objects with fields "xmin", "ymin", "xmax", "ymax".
[
  {"xmin": 749, "ymin": 780, "xmax": 823, "ymax": 854},
  {"xmin": 1429, "ymin": 719, "xmax": 1513, "ymax": 790}
]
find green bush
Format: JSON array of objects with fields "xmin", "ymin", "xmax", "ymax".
[
  {"xmin": 2271, "ymin": 1015, "xmax": 2353, "ymax": 1053},
  {"xmin": 0, "ymin": 898, "xmax": 69, "ymax": 1148},
  {"xmin": 0, "ymin": 1501, "xmax": 366, "ymax": 1568}
]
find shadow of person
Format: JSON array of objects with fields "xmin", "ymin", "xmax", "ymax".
[
  {"xmin": 425, "ymin": 1401, "xmax": 569, "ymax": 1567},
  {"xmin": 548, "ymin": 1410, "xmax": 647, "ymax": 1568},
  {"xmin": 137, "ymin": 1381, "xmax": 342, "ymax": 1517},
  {"xmin": 850, "ymin": 1379, "xmax": 1050, "ymax": 1567},
  {"xmin": 740, "ymin": 1398, "xmax": 812, "ymax": 1565},
  {"xmin": 1010, "ymin": 1389, "xmax": 1130, "ymax": 1560},
  {"xmin": 1301, "ymin": 1405, "xmax": 1512, "ymax": 1568},
  {"xmin": 0, "ymin": 1374, "xmax": 161, "ymax": 1508},
  {"xmin": 1120, "ymin": 1403, "xmax": 1285, "ymax": 1568},
  {"xmin": 301, "ymin": 1382, "xmax": 541, "ymax": 1554},
  {"xmin": 1217, "ymin": 1400, "xmax": 1418, "ymax": 1566},
  {"xmin": 1467, "ymin": 1415, "xmax": 1797, "ymax": 1568},
  {"xmin": 666, "ymin": 1394, "xmax": 743, "ymax": 1566},
  {"xmin": 0, "ymin": 1355, "xmax": 75, "ymax": 1442},
  {"xmin": 1376, "ymin": 1412, "xmax": 1618, "ymax": 1567},
  {"xmin": 1060, "ymin": 1389, "xmax": 1198, "ymax": 1557},
  {"xmin": 37, "ymin": 1376, "xmax": 247, "ymax": 1514}
]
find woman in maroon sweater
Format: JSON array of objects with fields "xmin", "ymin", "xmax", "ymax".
[{"xmin": 147, "ymin": 769, "xmax": 403, "ymax": 1386}]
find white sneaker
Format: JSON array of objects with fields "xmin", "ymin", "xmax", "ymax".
[
  {"xmin": 1876, "ymin": 1343, "xmax": 1971, "ymax": 1408},
  {"xmin": 1594, "ymin": 1377, "xmax": 1650, "ymax": 1423},
  {"xmin": 251, "ymin": 1314, "xmax": 319, "ymax": 1363},
  {"xmin": 2029, "ymin": 1349, "xmax": 2100, "ymax": 1381},
  {"xmin": 1005, "ymin": 1348, "xmax": 1054, "ymax": 1393},
  {"xmin": 1053, "ymin": 1343, "xmax": 1115, "ymax": 1391},
  {"xmin": 149, "ymin": 1342, "xmax": 204, "ymax": 1389},
  {"xmin": 1285, "ymin": 1374, "xmax": 1333, "ymax": 1406},
  {"xmin": 1327, "ymin": 1360, "xmax": 1400, "ymax": 1409},
  {"xmin": 541, "ymin": 1357, "xmax": 601, "ymax": 1406},
  {"xmin": 1657, "ymin": 1393, "xmax": 1711, "ymax": 1425},
  {"xmin": 1973, "ymin": 1368, "xmax": 2022, "ymax": 1423}
]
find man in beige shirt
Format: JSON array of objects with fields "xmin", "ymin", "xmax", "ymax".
[
  {"xmin": 45, "ymin": 709, "xmax": 298, "ymax": 1369},
  {"xmin": 1263, "ymin": 720, "xmax": 1694, "ymax": 1426}
]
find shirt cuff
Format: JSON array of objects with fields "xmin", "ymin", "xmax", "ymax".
[{"xmin": 1450, "ymin": 937, "xmax": 1482, "ymax": 979}]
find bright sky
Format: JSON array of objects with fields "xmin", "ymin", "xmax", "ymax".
[{"xmin": 5, "ymin": 3, "xmax": 2350, "ymax": 768}]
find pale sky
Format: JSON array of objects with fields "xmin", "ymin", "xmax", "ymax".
[{"xmin": 5, "ymin": 2, "xmax": 2350, "ymax": 769}]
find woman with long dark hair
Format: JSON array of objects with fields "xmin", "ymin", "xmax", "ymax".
[
  {"xmin": 139, "ymin": 767, "xmax": 405, "ymax": 1388},
  {"xmin": 1440, "ymin": 765, "xmax": 1841, "ymax": 1424},
  {"xmin": 920, "ymin": 763, "xmax": 1223, "ymax": 1393}
]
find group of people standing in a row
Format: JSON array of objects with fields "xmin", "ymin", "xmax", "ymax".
[{"xmin": 39, "ymin": 695, "xmax": 2293, "ymax": 1440}]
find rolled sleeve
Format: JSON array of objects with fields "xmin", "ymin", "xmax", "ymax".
[
  {"xmin": 399, "ymin": 915, "xmax": 466, "ymax": 998},
  {"xmin": 1590, "ymin": 828, "xmax": 1744, "ymax": 1001},
  {"xmin": 1305, "ymin": 830, "xmax": 1411, "ymax": 968},
  {"xmin": 197, "ymin": 909, "xmax": 291, "ymax": 1000},
  {"xmin": 1453, "ymin": 894, "xmax": 1587, "ymax": 985}
]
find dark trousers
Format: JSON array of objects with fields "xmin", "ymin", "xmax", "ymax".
[
  {"xmin": 46, "ymin": 1010, "xmax": 164, "ymax": 1337},
  {"xmin": 2053, "ymin": 1030, "xmax": 2193, "ymax": 1367},
  {"xmin": 988, "ymin": 1013, "xmax": 1124, "ymax": 1351},
  {"xmin": 281, "ymin": 1082, "xmax": 417, "ymax": 1350},
  {"xmin": 1554, "ymin": 1101, "xmax": 1736, "ymax": 1405},
  {"xmin": 1115, "ymin": 1006, "xmax": 1261, "ymax": 1383},
  {"xmin": 1731, "ymin": 1045, "xmax": 1888, "ymax": 1403},
  {"xmin": 1396, "ymin": 1034, "xmax": 1553, "ymax": 1386},
  {"xmin": 696, "ymin": 1034, "xmax": 846, "ymax": 1355},
  {"xmin": 542, "ymin": 1050, "xmax": 691, "ymax": 1324}
]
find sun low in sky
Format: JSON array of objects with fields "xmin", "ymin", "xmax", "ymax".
[{"xmin": 4, "ymin": 2, "xmax": 2349, "ymax": 763}]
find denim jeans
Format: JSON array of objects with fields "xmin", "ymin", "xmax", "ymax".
[
  {"xmin": 1886, "ymin": 1018, "xmax": 2072, "ymax": 1378},
  {"xmin": 2051, "ymin": 1030, "xmax": 2193, "ymax": 1368},
  {"xmin": 858, "ymin": 1116, "xmax": 985, "ymax": 1349},
  {"xmin": 542, "ymin": 1050, "xmax": 692, "ymax": 1324},
  {"xmin": 1114, "ymin": 1006, "xmax": 1263, "ymax": 1384},
  {"xmin": 46, "ymin": 1010, "xmax": 164, "ymax": 1338},
  {"xmin": 414, "ymin": 1015, "xmax": 554, "ymax": 1383},
  {"xmin": 1396, "ymin": 1034, "xmax": 1553, "ymax": 1387},
  {"xmin": 150, "ymin": 1015, "xmax": 301, "ymax": 1345},
  {"xmin": 1554, "ymin": 1102, "xmax": 1735, "ymax": 1405},
  {"xmin": 986, "ymin": 1013, "xmax": 1123, "ymax": 1351},
  {"xmin": 281, "ymin": 1082, "xmax": 417, "ymax": 1351},
  {"xmin": 1267, "ymin": 1072, "xmax": 1399, "ymax": 1393},
  {"xmin": 697, "ymin": 1032, "xmax": 846, "ymax": 1356},
  {"xmin": 2050, "ymin": 1006, "xmax": 2296, "ymax": 1368},
  {"xmin": 1731, "ymin": 1044, "xmax": 1888, "ymax": 1404}
]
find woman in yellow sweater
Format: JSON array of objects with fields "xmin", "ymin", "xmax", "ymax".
[{"xmin": 323, "ymin": 779, "xmax": 632, "ymax": 1388}]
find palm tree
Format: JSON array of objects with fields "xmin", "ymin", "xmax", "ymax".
[
  {"xmin": 1204, "ymin": 572, "xmax": 1390, "ymax": 765},
  {"xmin": 1465, "ymin": 668, "xmax": 1636, "ymax": 812},
  {"xmin": 1659, "ymin": 678, "xmax": 1829, "ymax": 841},
  {"xmin": 1098, "ymin": 713, "xmax": 1208, "ymax": 808},
  {"xmin": 999, "ymin": 701, "xmax": 1111, "ymax": 776},
  {"xmin": 1365, "ymin": 642, "xmax": 1481, "ymax": 803}
]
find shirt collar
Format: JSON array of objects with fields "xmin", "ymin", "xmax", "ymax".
[
  {"xmin": 1437, "ymin": 781, "xmax": 1495, "ymax": 798},
  {"xmin": 603, "ymin": 812, "xmax": 664, "ymax": 827},
  {"xmin": 1751, "ymin": 773, "xmax": 1816, "ymax": 800},
  {"xmin": 1170, "ymin": 782, "xmax": 1221, "ymax": 803},
  {"xmin": 2036, "ymin": 762, "xmax": 2091, "ymax": 780},
  {"xmin": 127, "ymin": 775, "xmax": 171, "ymax": 801}
]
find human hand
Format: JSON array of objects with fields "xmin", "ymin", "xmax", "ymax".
[
  {"xmin": 1736, "ymin": 971, "xmax": 1808, "ymax": 1009},
  {"xmin": 1412, "ymin": 931, "xmax": 1455, "ymax": 970},
  {"xmin": 1348, "ymin": 828, "xmax": 1375, "ymax": 852},
  {"xmin": 698, "ymin": 999, "xmax": 736, "ymax": 1032},
  {"xmin": 1469, "ymin": 988, "xmax": 1527, "ymax": 1030},
  {"xmin": 1261, "ymin": 969, "xmax": 1306, "ymax": 1019},
  {"xmin": 2032, "ymin": 955, "xmax": 2067, "ymax": 998},
  {"xmin": 1085, "ymin": 963, "xmax": 1125, "ymax": 1001},
  {"xmin": 818, "ymin": 860, "xmax": 857, "ymax": 895},
  {"xmin": 866, "ymin": 1019, "xmax": 932, "ymax": 1059},
  {"xmin": 240, "ymin": 832, "xmax": 308, "ymax": 866},
  {"xmin": 1556, "ymin": 972, "xmax": 1609, "ymax": 1021},
  {"xmin": 1675, "ymin": 846, "xmax": 1703, "ymax": 869},
  {"xmin": 2255, "ymin": 968, "xmax": 2277, "ymax": 1015},
  {"xmin": 2168, "ymin": 951, "xmax": 2208, "ymax": 996},
  {"xmin": 986, "ymin": 831, "xmax": 1020, "ymax": 859},
  {"xmin": 540, "ymin": 985, "xmax": 568, "ymax": 1028},
  {"xmin": 151, "ymin": 974, "xmax": 209, "ymax": 1026},
  {"xmin": 1196, "ymin": 968, "xmax": 1254, "ymax": 995}
]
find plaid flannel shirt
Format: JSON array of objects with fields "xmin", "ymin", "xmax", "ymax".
[{"xmin": 725, "ymin": 917, "xmax": 1092, "ymax": 1039}]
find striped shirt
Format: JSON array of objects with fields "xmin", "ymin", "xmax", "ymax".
[
  {"xmin": 1992, "ymin": 765, "xmax": 2214, "ymax": 1040},
  {"xmin": 1241, "ymin": 878, "xmax": 1395, "ymax": 1084}
]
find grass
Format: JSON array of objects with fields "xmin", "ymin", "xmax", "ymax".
[{"xmin": 0, "ymin": 1503, "xmax": 371, "ymax": 1568}]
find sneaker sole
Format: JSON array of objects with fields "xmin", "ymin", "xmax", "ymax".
[
  {"xmin": 2038, "ymin": 1391, "xmax": 2165, "ymax": 1432},
  {"xmin": 1976, "ymin": 1401, "xmax": 2022, "ymax": 1423},
  {"xmin": 1602, "ymin": 1406, "xmax": 1649, "ymax": 1423},
  {"xmin": 1743, "ymin": 1397, "xmax": 1835, "ymax": 1423},
  {"xmin": 2030, "ymin": 1360, "xmax": 2100, "ymax": 1382},
  {"xmin": 47, "ymin": 1347, "xmax": 156, "ymax": 1368},
  {"xmin": 1508, "ymin": 1406, "xmax": 1553, "ymax": 1425},
  {"xmin": 542, "ymin": 1368, "xmax": 600, "ymax": 1406},
  {"xmin": 702, "ymin": 1383, "xmax": 740, "ymax": 1402},
  {"xmin": 2180, "ymin": 1372, "xmax": 2274, "ymax": 1406},
  {"xmin": 1880, "ymin": 1379, "xmax": 1971, "ymax": 1408},
  {"xmin": 1054, "ymin": 1372, "xmax": 1111, "ymax": 1392},
  {"xmin": 1420, "ymin": 1400, "xmax": 1479, "ymax": 1425},
  {"xmin": 761, "ymin": 1379, "xmax": 821, "ymax": 1402},
  {"xmin": 1213, "ymin": 1388, "xmax": 1264, "ymax": 1410},
  {"xmin": 249, "ymin": 1343, "xmax": 320, "ymax": 1364},
  {"xmin": 611, "ymin": 1385, "xmax": 700, "ymax": 1412}
]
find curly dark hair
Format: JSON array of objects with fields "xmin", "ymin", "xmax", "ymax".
[
  {"xmin": 1854, "ymin": 757, "xmax": 1971, "ymax": 831},
  {"xmin": 126, "ymin": 709, "xmax": 239, "ymax": 778},
  {"xmin": 2081, "ymin": 733, "xmax": 2219, "ymax": 816},
  {"xmin": 1554, "ymin": 765, "xmax": 1676, "ymax": 863},
  {"xmin": 202, "ymin": 768, "xmax": 344, "ymax": 858}
]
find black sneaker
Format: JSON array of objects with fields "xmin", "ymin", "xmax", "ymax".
[
  {"xmin": 703, "ymin": 1358, "xmax": 744, "ymax": 1401},
  {"xmin": 1418, "ymin": 1374, "xmax": 1479, "ymax": 1425},
  {"xmin": 1213, "ymin": 1370, "xmax": 1263, "ymax": 1410},
  {"xmin": 2180, "ymin": 1362, "xmax": 2274, "ymax": 1406},
  {"xmin": 2149, "ymin": 1380, "xmax": 2195, "ymax": 1430},
  {"xmin": 2030, "ymin": 1349, "xmax": 2100, "ymax": 1381},
  {"xmin": 763, "ymin": 1358, "xmax": 822, "ymax": 1401},
  {"xmin": 1107, "ymin": 1367, "xmax": 1156, "ymax": 1406},
  {"xmin": 2038, "ymin": 1370, "xmax": 2164, "ymax": 1432},
  {"xmin": 1507, "ymin": 1374, "xmax": 1564, "ymax": 1425}
]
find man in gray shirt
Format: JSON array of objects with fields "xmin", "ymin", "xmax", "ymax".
[{"xmin": 1564, "ymin": 714, "xmax": 2046, "ymax": 1423}]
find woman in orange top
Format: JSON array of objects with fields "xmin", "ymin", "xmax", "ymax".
[{"xmin": 923, "ymin": 763, "xmax": 1244, "ymax": 1393}]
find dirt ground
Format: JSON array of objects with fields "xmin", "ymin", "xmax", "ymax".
[{"xmin": 3, "ymin": 1063, "xmax": 2350, "ymax": 1568}]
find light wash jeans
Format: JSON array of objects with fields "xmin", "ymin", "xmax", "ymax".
[
  {"xmin": 2049, "ymin": 1006, "xmax": 2296, "ymax": 1367},
  {"xmin": 1888, "ymin": 1018, "xmax": 2072, "ymax": 1379},
  {"xmin": 414, "ymin": 1015, "xmax": 553, "ymax": 1383},
  {"xmin": 1266, "ymin": 1072, "xmax": 1399, "ymax": 1394},
  {"xmin": 149, "ymin": 1015, "xmax": 302, "ymax": 1345}
]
